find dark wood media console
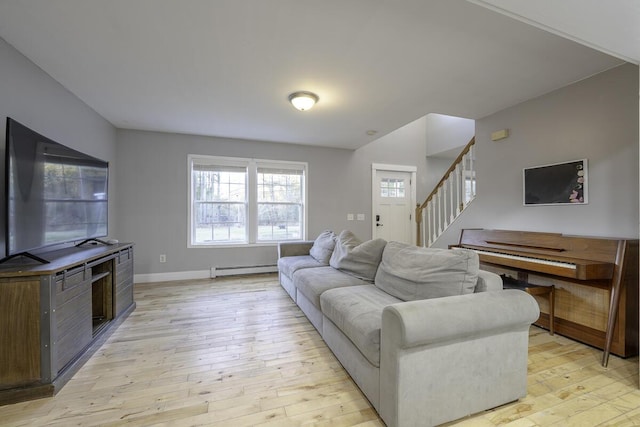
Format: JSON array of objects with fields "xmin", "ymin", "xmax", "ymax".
[{"xmin": 0, "ymin": 243, "xmax": 134, "ymax": 405}]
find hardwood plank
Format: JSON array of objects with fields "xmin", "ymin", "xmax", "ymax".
[{"xmin": 0, "ymin": 273, "xmax": 638, "ymax": 427}]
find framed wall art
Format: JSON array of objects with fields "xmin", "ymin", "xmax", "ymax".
[{"xmin": 523, "ymin": 159, "xmax": 587, "ymax": 206}]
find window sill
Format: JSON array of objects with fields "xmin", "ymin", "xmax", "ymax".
[{"xmin": 188, "ymin": 242, "xmax": 289, "ymax": 249}]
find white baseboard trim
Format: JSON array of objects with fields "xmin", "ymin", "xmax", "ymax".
[
  {"xmin": 134, "ymin": 265, "xmax": 278, "ymax": 283},
  {"xmin": 134, "ymin": 270, "xmax": 210, "ymax": 283}
]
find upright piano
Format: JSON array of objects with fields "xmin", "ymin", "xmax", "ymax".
[{"xmin": 455, "ymin": 229, "xmax": 638, "ymax": 366}]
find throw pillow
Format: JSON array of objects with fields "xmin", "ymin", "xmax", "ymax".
[
  {"xmin": 374, "ymin": 241, "xmax": 479, "ymax": 301},
  {"xmin": 309, "ymin": 230, "xmax": 336, "ymax": 264},
  {"xmin": 329, "ymin": 230, "xmax": 387, "ymax": 282}
]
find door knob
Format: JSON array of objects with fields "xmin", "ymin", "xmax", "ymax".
[{"xmin": 376, "ymin": 223, "xmax": 383, "ymax": 227}]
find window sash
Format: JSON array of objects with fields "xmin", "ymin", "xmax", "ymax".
[
  {"xmin": 256, "ymin": 167, "xmax": 304, "ymax": 241},
  {"xmin": 257, "ymin": 168, "xmax": 303, "ymax": 203},
  {"xmin": 192, "ymin": 165, "xmax": 247, "ymax": 204},
  {"xmin": 256, "ymin": 201, "xmax": 303, "ymax": 242}
]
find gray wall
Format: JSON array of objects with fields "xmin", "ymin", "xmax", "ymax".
[
  {"xmin": 115, "ymin": 130, "xmax": 353, "ymax": 274},
  {"xmin": 0, "ymin": 37, "xmax": 117, "ymax": 258},
  {"xmin": 115, "ymin": 115, "xmax": 428, "ymax": 276},
  {"xmin": 349, "ymin": 116, "xmax": 428, "ymax": 235},
  {"xmin": 434, "ymin": 63, "xmax": 639, "ymax": 248},
  {"xmin": 425, "ymin": 113, "xmax": 474, "ymax": 156}
]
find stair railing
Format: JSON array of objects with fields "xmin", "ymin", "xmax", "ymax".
[{"xmin": 416, "ymin": 137, "xmax": 476, "ymax": 247}]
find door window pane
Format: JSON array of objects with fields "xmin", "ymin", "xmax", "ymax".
[{"xmin": 380, "ymin": 178, "xmax": 405, "ymax": 198}]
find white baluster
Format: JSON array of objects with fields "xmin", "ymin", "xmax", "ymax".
[
  {"xmin": 437, "ymin": 186, "xmax": 444, "ymax": 235},
  {"xmin": 431, "ymin": 202, "xmax": 435, "ymax": 245},
  {"xmin": 423, "ymin": 207, "xmax": 429, "ymax": 247},
  {"xmin": 441, "ymin": 184, "xmax": 447, "ymax": 231},
  {"xmin": 435, "ymin": 189, "xmax": 439, "ymax": 237},
  {"xmin": 429, "ymin": 202, "xmax": 436, "ymax": 246},
  {"xmin": 461, "ymin": 153, "xmax": 468, "ymax": 209},
  {"xmin": 449, "ymin": 172, "xmax": 455, "ymax": 223},
  {"xmin": 469, "ymin": 144, "xmax": 476, "ymax": 199},
  {"xmin": 456, "ymin": 163, "xmax": 462, "ymax": 215}
]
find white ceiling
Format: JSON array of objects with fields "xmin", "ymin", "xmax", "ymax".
[
  {"xmin": 469, "ymin": 0, "xmax": 640, "ymax": 65},
  {"xmin": 0, "ymin": 1, "xmax": 635, "ymax": 149}
]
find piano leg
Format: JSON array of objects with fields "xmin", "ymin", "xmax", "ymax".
[
  {"xmin": 602, "ymin": 241, "xmax": 626, "ymax": 367},
  {"xmin": 549, "ymin": 285, "xmax": 555, "ymax": 335}
]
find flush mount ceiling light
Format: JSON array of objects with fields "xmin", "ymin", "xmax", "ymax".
[{"xmin": 288, "ymin": 91, "xmax": 319, "ymax": 111}]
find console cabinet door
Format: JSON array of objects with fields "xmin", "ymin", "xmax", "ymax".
[
  {"xmin": 0, "ymin": 277, "xmax": 41, "ymax": 388},
  {"xmin": 114, "ymin": 247, "xmax": 134, "ymax": 316},
  {"xmin": 53, "ymin": 266, "xmax": 92, "ymax": 376}
]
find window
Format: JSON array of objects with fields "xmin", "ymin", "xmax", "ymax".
[
  {"xmin": 191, "ymin": 163, "xmax": 247, "ymax": 243},
  {"xmin": 189, "ymin": 155, "xmax": 306, "ymax": 246},
  {"xmin": 257, "ymin": 166, "xmax": 303, "ymax": 241},
  {"xmin": 380, "ymin": 178, "xmax": 405, "ymax": 198}
]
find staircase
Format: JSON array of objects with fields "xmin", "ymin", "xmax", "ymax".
[{"xmin": 416, "ymin": 137, "xmax": 476, "ymax": 247}]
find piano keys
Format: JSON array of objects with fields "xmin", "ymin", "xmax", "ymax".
[
  {"xmin": 463, "ymin": 248, "xmax": 613, "ymax": 280},
  {"xmin": 454, "ymin": 229, "xmax": 638, "ymax": 366}
]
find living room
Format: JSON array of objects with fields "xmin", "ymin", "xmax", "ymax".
[{"xmin": 0, "ymin": 1, "xmax": 639, "ymax": 426}]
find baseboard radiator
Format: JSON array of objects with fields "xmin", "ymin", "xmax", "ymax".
[{"xmin": 210, "ymin": 264, "xmax": 278, "ymax": 278}]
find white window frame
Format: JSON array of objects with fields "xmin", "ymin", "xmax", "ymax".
[{"xmin": 188, "ymin": 154, "xmax": 308, "ymax": 247}]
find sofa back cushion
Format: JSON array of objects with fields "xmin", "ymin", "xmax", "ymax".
[
  {"xmin": 374, "ymin": 242, "xmax": 479, "ymax": 301},
  {"xmin": 309, "ymin": 230, "xmax": 336, "ymax": 264},
  {"xmin": 329, "ymin": 230, "xmax": 386, "ymax": 282}
]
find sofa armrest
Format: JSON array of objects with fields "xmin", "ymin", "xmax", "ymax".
[
  {"xmin": 380, "ymin": 290, "xmax": 540, "ymax": 426},
  {"xmin": 277, "ymin": 241, "xmax": 314, "ymax": 258},
  {"xmin": 382, "ymin": 289, "xmax": 539, "ymax": 348},
  {"xmin": 475, "ymin": 270, "xmax": 503, "ymax": 292}
]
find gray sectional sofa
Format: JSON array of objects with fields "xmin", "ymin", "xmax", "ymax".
[{"xmin": 277, "ymin": 230, "xmax": 540, "ymax": 427}]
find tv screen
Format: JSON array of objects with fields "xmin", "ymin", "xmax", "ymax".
[{"xmin": 5, "ymin": 118, "xmax": 108, "ymax": 259}]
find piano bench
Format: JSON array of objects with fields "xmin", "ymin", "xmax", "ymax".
[{"xmin": 501, "ymin": 275, "xmax": 555, "ymax": 335}]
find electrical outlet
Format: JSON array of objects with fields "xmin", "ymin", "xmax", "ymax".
[
  {"xmin": 357, "ymin": 213, "xmax": 365, "ymax": 221},
  {"xmin": 159, "ymin": 254, "xmax": 166, "ymax": 263}
]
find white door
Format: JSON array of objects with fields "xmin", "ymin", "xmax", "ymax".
[{"xmin": 373, "ymin": 169, "xmax": 414, "ymax": 244}]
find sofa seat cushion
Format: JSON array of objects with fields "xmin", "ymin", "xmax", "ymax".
[
  {"xmin": 375, "ymin": 241, "xmax": 479, "ymax": 301},
  {"xmin": 277, "ymin": 255, "xmax": 324, "ymax": 279},
  {"xmin": 294, "ymin": 266, "xmax": 368, "ymax": 309},
  {"xmin": 329, "ymin": 230, "xmax": 387, "ymax": 282},
  {"xmin": 321, "ymin": 285, "xmax": 401, "ymax": 367}
]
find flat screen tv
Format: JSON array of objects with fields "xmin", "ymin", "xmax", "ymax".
[{"xmin": 3, "ymin": 117, "xmax": 109, "ymax": 263}]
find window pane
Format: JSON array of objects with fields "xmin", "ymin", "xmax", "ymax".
[
  {"xmin": 257, "ymin": 168, "xmax": 302, "ymax": 203},
  {"xmin": 194, "ymin": 202, "xmax": 246, "ymax": 243},
  {"xmin": 257, "ymin": 203, "xmax": 301, "ymax": 240},
  {"xmin": 193, "ymin": 166, "xmax": 246, "ymax": 202}
]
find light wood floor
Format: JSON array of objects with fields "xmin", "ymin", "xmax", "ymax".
[{"xmin": 1, "ymin": 274, "xmax": 639, "ymax": 426}]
